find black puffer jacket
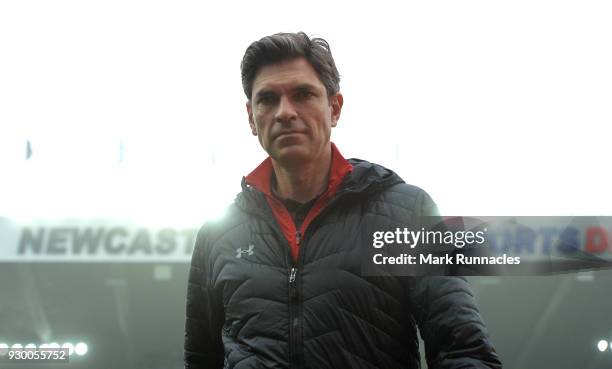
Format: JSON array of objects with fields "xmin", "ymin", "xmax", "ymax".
[{"xmin": 184, "ymin": 158, "xmax": 502, "ymax": 369}]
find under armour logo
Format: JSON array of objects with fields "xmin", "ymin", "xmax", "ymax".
[{"xmin": 236, "ymin": 245, "xmax": 255, "ymax": 258}]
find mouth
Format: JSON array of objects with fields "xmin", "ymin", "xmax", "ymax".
[{"xmin": 275, "ymin": 131, "xmax": 304, "ymax": 139}]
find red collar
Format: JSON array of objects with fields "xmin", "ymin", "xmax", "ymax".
[
  {"xmin": 244, "ymin": 143, "xmax": 352, "ymax": 263},
  {"xmin": 245, "ymin": 142, "xmax": 353, "ymax": 197}
]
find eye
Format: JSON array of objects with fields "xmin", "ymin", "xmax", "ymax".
[
  {"xmin": 257, "ymin": 94, "xmax": 277, "ymax": 105},
  {"xmin": 296, "ymin": 90, "xmax": 314, "ymax": 100}
]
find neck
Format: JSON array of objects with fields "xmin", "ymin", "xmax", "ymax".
[{"xmin": 272, "ymin": 146, "xmax": 332, "ymax": 203}]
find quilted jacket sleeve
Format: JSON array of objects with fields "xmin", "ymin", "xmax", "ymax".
[
  {"xmin": 184, "ymin": 227, "xmax": 224, "ymax": 369},
  {"xmin": 410, "ymin": 190, "xmax": 503, "ymax": 369},
  {"xmin": 409, "ymin": 276, "xmax": 502, "ymax": 369}
]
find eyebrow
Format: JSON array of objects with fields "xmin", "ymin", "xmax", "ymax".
[{"xmin": 293, "ymin": 83, "xmax": 318, "ymax": 92}]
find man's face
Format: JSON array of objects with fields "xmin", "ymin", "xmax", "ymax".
[{"xmin": 247, "ymin": 58, "xmax": 343, "ymax": 167}]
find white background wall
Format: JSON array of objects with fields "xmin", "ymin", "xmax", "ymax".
[{"xmin": 1, "ymin": 0, "xmax": 611, "ymax": 226}]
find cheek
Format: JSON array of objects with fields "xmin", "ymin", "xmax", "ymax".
[{"xmin": 254, "ymin": 116, "xmax": 272, "ymax": 143}]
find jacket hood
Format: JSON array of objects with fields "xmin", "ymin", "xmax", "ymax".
[{"xmin": 341, "ymin": 158, "xmax": 405, "ymax": 195}]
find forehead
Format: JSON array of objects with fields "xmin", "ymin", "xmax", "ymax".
[{"xmin": 252, "ymin": 58, "xmax": 325, "ymax": 95}]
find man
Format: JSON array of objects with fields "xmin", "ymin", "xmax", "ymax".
[{"xmin": 185, "ymin": 32, "xmax": 502, "ymax": 369}]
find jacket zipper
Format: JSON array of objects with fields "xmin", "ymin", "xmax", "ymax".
[
  {"xmin": 287, "ymin": 195, "xmax": 349, "ymax": 368},
  {"xmin": 288, "ymin": 266, "xmax": 300, "ymax": 368},
  {"xmin": 242, "ymin": 189, "xmax": 359, "ymax": 369},
  {"xmin": 287, "ymin": 191, "xmax": 358, "ymax": 368},
  {"xmin": 289, "ymin": 225, "xmax": 305, "ymax": 368}
]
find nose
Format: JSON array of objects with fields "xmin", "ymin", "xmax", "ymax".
[{"xmin": 274, "ymin": 95, "xmax": 297, "ymax": 124}]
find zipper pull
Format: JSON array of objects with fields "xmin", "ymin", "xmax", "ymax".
[
  {"xmin": 289, "ymin": 267, "xmax": 298, "ymax": 300},
  {"xmin": 296, "ymin": 231, "xmax": 302, "ymax": 245}
]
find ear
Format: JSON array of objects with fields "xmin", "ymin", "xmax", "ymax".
[
  {"xmin": 330, "ymin": 93, "xmax": 343, "ymax": 128},
  {"xmin": 246, "ymin": 101, "xmax": 257, "ymax": 136}
]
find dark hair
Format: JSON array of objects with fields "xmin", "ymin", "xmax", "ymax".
[{"xmin": 240, "ymin": 32, "xmax": 341, "ymax": 100}]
